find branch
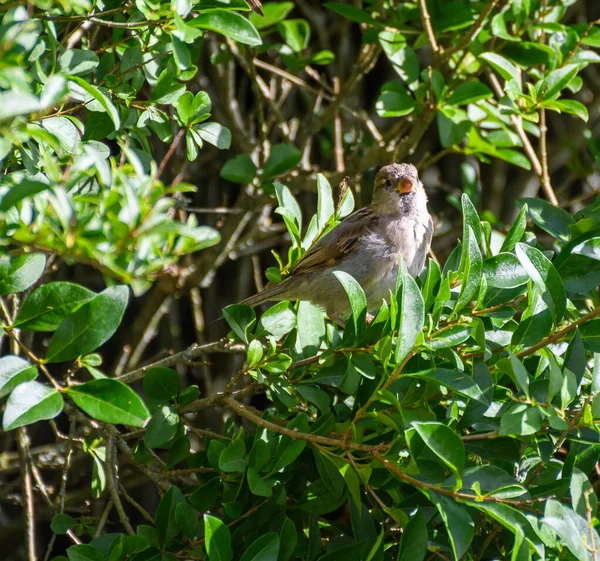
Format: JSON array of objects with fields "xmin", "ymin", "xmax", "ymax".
[
  {"xmin": 419, "ymin": 0, "xmax": 440, "ymax": 56},
  {"xmin": 117, "ymin": 338, "xmax": 244, "ymax": 383},
  {"xmin": 105, "ymin": 438, "xmax": 134, "ymax": 535},
  {"xmin": 224, "ymin": 396, "xmax": 387, "ymax": 453},
  {"xmin": 516, "ymin": 304, "xmax": 600, "ymax": 359},
  {"xmin": 441, "ymin": 0, "xmax": 505, "ymax": 62},
  {"xmin": 487, "ymin": 71, "xmax": 559, "ymax": 205},
  {"xmin": 373, "ymin": 451, "xmax": 547, "ymax": 508},
  {"xmin": 17, "ymin": 428, "xmax": 37, "ymax": 561}
]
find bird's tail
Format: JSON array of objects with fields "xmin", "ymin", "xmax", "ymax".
[{"xmin": 240, "ymin": 280, "xmax": 290, "ymax": 308}]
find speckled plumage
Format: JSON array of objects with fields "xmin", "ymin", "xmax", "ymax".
[{"xmin": 242, "ymin": 163, "xmax": 433, "ymax": 319}]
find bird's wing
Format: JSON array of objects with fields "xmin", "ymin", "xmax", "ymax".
[{"xmin": 291, "ymin": 207, "xmax": 378, "ymax": 275}]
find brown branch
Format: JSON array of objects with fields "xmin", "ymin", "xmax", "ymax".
[
  {"xmin": 117, "ymin": 338, "xmax": 244, "ymax": 383},
  {"xmin": 17, "ymin": 429, "xmax": 37, "ymax": 561},
  {"xmin": 223, "ymin": 396, "xmax": 386, "ymax": 453},
  {"xmin": 516, "ymin": 304, "xmax": 600, "ymax": 359},
  {"xmin": 441, "ymin": 0, "xmax": 504, "ymax": 61},
  {"xmin": 105, "ymin": 438, "xmax": 134, "ymax": 535},
  {"xmin": 373, "ymin": 451, "xmax": 546, "ymax": 507},
  {"xmin": 419, "ymin": 0, "xmax": 440, "ymax": 56},
  {"xmin": 157, "ymin": 128, "xmax": 185, "ymax": 180}
]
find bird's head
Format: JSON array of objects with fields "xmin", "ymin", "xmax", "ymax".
[{"xmin": 372, "ymin": 163, "xmax": 427, "ymax": 215}]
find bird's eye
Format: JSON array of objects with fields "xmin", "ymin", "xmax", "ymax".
[{"xmin": 384, "ymin": 179, "xmax": 393, "ymax": 188}]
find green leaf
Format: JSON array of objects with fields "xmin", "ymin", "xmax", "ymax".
[
  {"xmin": 395, "ymin": 255, "xmax": 425, "ymax": 364},
  {"xmin": 278, "ymin": 518, "xmax": 298, "ymax": 561},
  {"xmin": 155, "ymin": 486, "xmax": 186, "ymax": 546},
  {"xmin": 68, "ymin": 76, "xmax": 120, "ymax": 129},
  {"xmin": 46, "ymin": 286, "xmax": 129, "ymax": 363},
  {"xmin": 294, "ymin": 301, "xmax": 326, "ymax": 358},
  {"xmin": 518, "ymin": 198, "xmax": 575, "ymax": 243},
  {"xmin": 59, "ymin": 49, "xmax": 99, "ymax": 75},
  {"xmin": 196, "ymin": 122, "xmax": 231, "ymax": 149},
  {"xmin": 397, "ymin": 508, "xmax": 428, "ymax": 561},
  {"xmin": 66, "ymin": 544, "xmax": 105, "ymax": 561},
  {"xmin": 483, "ymin": 253, "xmax": 529, "ymax": 289},
  {"xmin": 446, "ymin": 81, "xmax": 493, "ymax": 106},
  {"xmin": 324, "ymin": 3, "xmax": 381, "ymax": 25},
  {"xmin": 508, "ymin": 353, "xmax": 530, "ymax": 398},
  {"xmin": 240, "ymin": 533, "xmax": 280, "ymax": 561},
  {"xmin": 0, "ymin": 253, "xmax": 45, "ymax": 295},
  {"xmin": 0, "ymin": 356, "xmax": 38, "ymax": 398},
  {"xmin": 501, "ymin": 42, "xmax": 555, "ymax": 66},
  {"xmin": 379, "ymin": 31, "xmax": 418, "ymax": 85},
  {"xmin": 152, "ymin": 68, "xmax": 186, "ymax": 105},
  {"xmin": 500, "ymin": 204, "xmax": 528, "ymax": 252},
  {"xmin": 316, "ymin": 173, "xmax": 334, "ymax": 230},
  {"xmin": 412, "ymin": 422, "xmax": 465, "ymax": 486},
  {"xmin": 499, "ymin": 404, "xmax": 543, "ymax": 436},
  {"xmin": 515, "ymin": 243, "xmax": 566, "ymax": 326},
  {"xmin": 41, "ymin": 116, "xmax": 81, "ymax": 154},
  {"xmin": 580, "ymin": 320, "xmax": 600, "ymax": 352},
  {"xmin": 376, "ymin": 82, "xmax": 416, "ymax": 117},
  {"xmin": 3, "ymin": 381, "xmax": 63, "ymax": 431},
  {"xmin": 219, "ymin": 438, "xmax": 247, "ymax": 472},
  {"xmin": 66, "ymin": 379, "xmax": 150, "ymax": 427},
  {"xmin": 541, "ymin": 99, "xmax": 589, "ymax": 121},
  {"xmin": 479, "ymin": 52, "xmax": 519, "ymax": 82},
  {"xmin": 190, "ymin": 9, "xmax": 262, "ymax": 46},
  {"xmin": 143, "ymin": 367, "xmax": 180, "ymax": 401},
  {"xmin": 427, "ymin": 492, "xmax": 474, "ymax": 560},
  {"xmin": 204, "ymin": 514, "xmax": 233, "ymax": 561},
  {"xmin": 13, "ymin": 282, "xmax": 95, "ymax": 331},
  {"xmin": 145, "ymin": 405, "xmax": 179, "ymax": 448},
  {"xmin": 220, "ymin": 154, "xmax": 257, "ymax": 183},
  {"xmin": 543, "ymin": 499, "xmax": 598, "ymax": 561},
  {"xmin": 257, "ymin": 301, "xmax": 296, "ymax": 338},
  {"xmin": 51, "ymin": 513, "xmax": 76, "ymax": 535},
  {"xmin": 540, "ymin": 64, "xmax": 578, "ymax": 100},
  {"xmin": 0, "ymin": 178, "xmax": 52, "ymax": 211},
  {"xmin": 452, "ymin": 226, "xmax": 483, "ymax": 316},
  {"xmin": 404, "ymin": 369, "xmax": 488, "ymax": 404},
  {"xmin": 277, "ymin": 19, "xmax": 310, "ymax": 52},
  {"xmin": 333, "ymin": 270, "xmax": 367, "ymax": 334},
  {"xmin": 223, "ymin": 304, "xmax": 256, "ymax": 344},
  {"xmin": 249, "ymin": 2, "xmax": 294, "ymax": 29},
  {"xmin": 175, "ymin": 501, "xmax": 199, "ymax": 538},
  {"xmin": 263, "ymin": 144, "xmax": 302, "ymax": 180},
  {"xmin": 247, "ymin": 467, "xmax": 276, "ymax": 497}
]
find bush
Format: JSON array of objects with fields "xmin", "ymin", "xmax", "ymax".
[{"xmin": 1, "ymin": 1, "xmax": 600, "ymax": 561}]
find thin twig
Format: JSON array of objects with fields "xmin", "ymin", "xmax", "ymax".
[
  {"xmin": 516, "ymin": 304, "xmax": 600, "ymax": 359},
  {"xmin": 441, "ymin": 0, "xmax": 504, "ymax": 61},
  {"xmin": 117, "ymin": 338, "xmax": 244, "ymax": 383},
  {"xmin": 105, "ymin": 438, "xmax": 134, "ymax": 535},
  {"xmin": 157, "ymin": 128, "xmax": 185, "ymax": 180},
  {"xmin": 93, "ymin": 500, "xmax": 114, "ymax": 539},
  {"xmin": 17, "ymin": 428, "xmax": 37, "ymax": 561},
  {"xmin": 419, "ymin": 0, "xmax": 440, "ymax": 56},
  {"xmin": 224, "ymin": 396, "xmax": 385, "ymax": 453},
  {"xmin": 333, "ymin": 77, "xmax": 345, "ymax": 173}
]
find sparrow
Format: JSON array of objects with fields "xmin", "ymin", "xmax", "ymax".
[{"xmin": 242, "ymin": 163, "xmax": 433, "ymax": 323}]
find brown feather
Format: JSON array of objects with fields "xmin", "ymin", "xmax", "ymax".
[{"xmin": 291, "ymin": 207, "xmax": 377, "ymax": 275}]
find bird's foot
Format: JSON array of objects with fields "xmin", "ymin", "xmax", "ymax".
[
  {"xmin": 329, "ymin": 312, "xmax": 346, "ymax": 329},
  {"xmin": 366, "ymin": 313, "xmax": 375, "ymax": 324}
]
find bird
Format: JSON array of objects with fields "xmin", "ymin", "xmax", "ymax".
[{"xmin": 241, "ymin": 163, "xmax": 433, "ymax": 324}]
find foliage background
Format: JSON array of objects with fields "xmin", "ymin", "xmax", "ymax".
[{"xmin": 1, "ymin": 0, "xmax": 600, "ymax": 560}]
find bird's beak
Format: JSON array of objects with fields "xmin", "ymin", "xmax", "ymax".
[{"xmin": 397, "ymin": 177, "xmax": 413, "ymax": 194}]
